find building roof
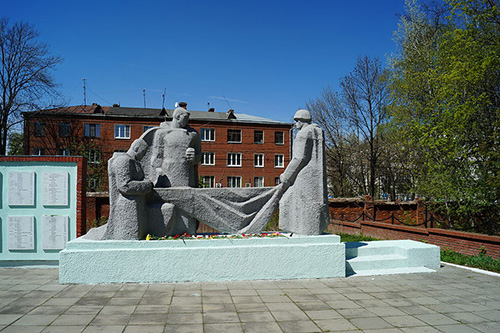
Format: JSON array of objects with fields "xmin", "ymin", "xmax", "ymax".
[{"xmin": 23, "ymin": 105, "xmax": 292, "ymax": 126}]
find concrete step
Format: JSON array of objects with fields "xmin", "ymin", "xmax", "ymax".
[
  {"xmin": 346, "ymin": 254, "xmax": 408, "ymax": 273},
  {"xmin": 345, "ymin": 241, "xmax": 398, "ymax": 259},
  {"xmin": 347, "ymin": 266, "xmax": 437, "ymax": 277}
]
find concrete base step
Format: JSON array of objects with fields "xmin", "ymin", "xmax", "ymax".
[
  {"xmin": 347, "ymin": 266, "xmax": 437, "ymax": 277},
  {"xmin": 346, "ymin": 241, "xmax": 398, "ymax": 259},
  {"xmin": 346, "ymin": 254, "xmax": 408, "ymax": 272}
]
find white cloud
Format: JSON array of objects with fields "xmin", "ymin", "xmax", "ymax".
[{"xmin": 207, "ymin": 96, "xmax": 250, "ymax": 104}]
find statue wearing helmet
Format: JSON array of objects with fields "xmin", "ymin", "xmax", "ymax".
[{"xmin": 278, "ymin": 109, "xmax": 329, "ymax": 234}]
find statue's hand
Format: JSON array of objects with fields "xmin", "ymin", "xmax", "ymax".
[{"xmin": 185, "ymin": 147, "xmax": 195, "ymax": 163}]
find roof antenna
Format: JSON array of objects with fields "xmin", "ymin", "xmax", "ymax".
[
  {"xmin": 82, "ymin": 78, "xmax": 87, "ymax": 105},
  {"xmin": 162, "ymin": 88, "xmax": 166, "ymax": 110},
  {"xmin": 143, "ymin": 89, "xmax": 146, "ymax": 109},
  {"xmin": 223, "ymin": 95, "xmax": 232, "ymax": 109},
  {"xmin": 222, "ymin": 95, "xmax": 232, "ymax": 109}
]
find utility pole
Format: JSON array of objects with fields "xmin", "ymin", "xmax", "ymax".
[
  {"xmin": 82, "ymin": 78, "xmax": 87, "ymax": 105},
  {"xmin": 143, "ymin": 89, "xmax": 146, "ymax": 109}
]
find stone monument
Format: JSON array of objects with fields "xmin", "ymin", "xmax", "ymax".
[
  {"xmin": 103, "ymin": 139, "xmax": 153, "ymax": 240},
  {"xmin": 279, "ymin": 109, "xmax": 329, "ymax": 234},
  {"xmin": 86, "ymin": 108, "xmax": 329, "ymax": 240}
]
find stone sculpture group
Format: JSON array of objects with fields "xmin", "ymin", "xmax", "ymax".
[{"xmin": 88, "ymin": 108, "xmax": 329, "ymax": 240}]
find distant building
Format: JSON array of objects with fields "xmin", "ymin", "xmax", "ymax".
[{"xmin": 23, "ymin": 104, "xmax": 293, "ymax": 191}]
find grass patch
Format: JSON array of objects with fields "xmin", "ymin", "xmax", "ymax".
[
  {"xmin": 339, "ymin": 233, "xmax": 379, "ymax": 243},
  {"xmin": 441, "ymin": 248, "xmax": 500, "ymax": 273}
]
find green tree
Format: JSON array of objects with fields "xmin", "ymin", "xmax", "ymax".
[
  {"xmin": 388, "ymin": 0, "xmax": 500, "ymax": 233},
  {"xmin": 7, "ymin": 131, "xmax": 23, "ymax": 155}
]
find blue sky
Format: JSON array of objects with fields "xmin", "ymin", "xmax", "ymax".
[{"xmin": 3, "ymin": 0, "xmax": 407, "ymax": 122}]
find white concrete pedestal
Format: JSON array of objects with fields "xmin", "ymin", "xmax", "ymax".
[{"xmin": 60, "ymin": 234, "xmax": 345, "ymax": 284}]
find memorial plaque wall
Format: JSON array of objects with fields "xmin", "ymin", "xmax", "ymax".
[
  {"xmin": 8, "ymin": 172, "xmax": 35, "ymax": 206},
  {"xmin": 1, "ymin": 157, "xmax": 82, "ymax": 262},
  {"xmin": 42, "ymin": 172, "xmax": 69, "ymax": 206},
  {"xmin": 42, "ymin": 215, "xmax": 68, "ymax": 250},
  {"xmin": 8, "ymin": 216, "xmax": 35, "ymax": 250}
]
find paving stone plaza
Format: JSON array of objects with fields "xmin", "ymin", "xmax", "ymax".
[{"xmin": 0, "ymin": 264, "xmax": 499, "ymax": 333}]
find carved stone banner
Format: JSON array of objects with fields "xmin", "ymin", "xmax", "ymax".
[
  {"xmin": 42, "ymin": 172, "xmax": 69, "ymax": 206},
  {"xmin": 8, "ymin": 172, "xmax": 35, "ymax": 206},
  {"xmin": 42, "ymin": 215, "xmax": 68, "ymax": 250},
  {"xmin": 8, "ymin": 216, "xmax": 35, "ymax": 250}
]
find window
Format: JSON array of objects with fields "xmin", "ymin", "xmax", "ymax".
[
  {"xmin": 33, "ymin": 148, "xmax": 45, "ymax": 155},
  {"xmin": 227, "ymin": 129, "xmax": 241, "ymax": 143},
  {"xmin": 200, "ymin": 176, "xmax": 215, "ymax": 188},
  {"xmin": 84, "ymin": 124, "xmax": 101, "ymax": 138},
  {"xmin": 254, "ymin": 177, "xmax": 264, "ymax": 187},
  {"xmin": 88, "ymin": 149, "xmax": 101, "ymax": 164},
  {"xmin": 275, "ymin": 131, "xmax": 284, "ymax": 145},
  {"xmin": 275, "ymin": 154, "xmax": 284, "ymax": 168},
  {"xmin": 254, "ymin": 130, "xmax": 263, "ymax": 144},
  {"xmin": 201, "ymin": 128, "xmax": 215, "ymax": 141},
  {"xmin": 275, "ymin": 177, "xmax": 281, "ymax": 185},
  {"xmin": 58, "ymin": 148, "xmax": 71, "ymax": 156},
  {"xmin": 201, "ymin": 152, "xmax": 215, "ymax": 165},
  {"xmin": 227, "ymin": 176, "xmax": 241, "ymax": 188},
  {"xmin": 254, "ymin": 153, "xmax": 264, "ymax": 167},
  {"xmin": 34, "ymin": 122, "xmax": 45, "ymax": 136},
  {"xmin": 59, "ymin": 123, "xmax": 70, "ymax": 137},
  {"xmin": 143, "ymin": 126, "xmax": 154, "ymax": 132},
  {"xmin": 227, "ymin": 153, "xmax": 242, "ymax": 167},
  {"xmin": 88, "ymin": 175, "xmax": 100, "ymax": 192},
  {"xmin": 115, "ymin": 125, "xmax": 130, "ymax": 139}
]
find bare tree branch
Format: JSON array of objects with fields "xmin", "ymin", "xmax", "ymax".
[{"xmin": 0, "ymin": 17, "xmax": 62, "ymax": 154}]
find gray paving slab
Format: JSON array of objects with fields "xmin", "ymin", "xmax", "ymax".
[
  {"xmin": 277, "ymin": 320, "xmax": 321, "ymax": 332},
  {"xmin": 0, "ymin": 264, "xmax": 499, "ymax": 333},
  {"xmin": 164, "ymin": 323, "xmax": 203, "ymax": 333}
]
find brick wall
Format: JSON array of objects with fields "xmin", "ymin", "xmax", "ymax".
[
  {"xmin": 86, "ymin": 192, "xmax": 110, "ymax": 222},
  {"xmin": 25, "ymin": 113, "xmax": 292, "ymax": 191},
  {"xmin": 329, "ymin": 197, "xmax": 428, "ymax": 226},
  {"xmin": 329, "ymin": 220, "xmax": 500, "ymax": 259}
]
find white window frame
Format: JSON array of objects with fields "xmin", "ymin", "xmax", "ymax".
[
  {"xmin": 88, "ymin": 149, "xmax": 101, "ymax": 164},
  {"xmin": 254, "ymin": 153, "xmax": 264, "ymax": 167},
  {"xmin": 115, "ymin": 124, "xmax": 131, "ymax": 139},
  {"xmin": 227, "ymin": 129, "xmax": 242, "ymax": 143},
  {"xmin": 201, "ymin": 176, "xmax": 215, "ymax": 188},
  {"xmin": 201, "ymin": 152, "xmax": 215, "ymax": 165},
  {"xmin": 275, "ymin": 154, "xmax": 284, "ymax": 168},
  {"xmin": 227, "ymin": 176, "xmax": 241, "ymax": 188},
  {"xmin": 88, "ymin": 175, "xmax": 100, "ymax": 191},
  {"xmin": 201, "ymin": 128, "xmax": 215, "ymax": 141},
  {"xmin": 254, "ymin": 177, "xmax": 264, "ymax": 187},
  {"xmin": 58, "ymin": 148, "xmax": 71, "ymax": 156},
  {"xmin": 227, "ymin": 153, "xmax": 242, "ymax": 167},
  {"xmin": 33, "ymin": 148, "xmax": 45, "ymax": 156},
  {"xmin": 143, "ymin": 125, "xmax": 154, "ymax": 132}
]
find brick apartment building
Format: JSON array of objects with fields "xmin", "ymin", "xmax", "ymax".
[{"xmin": 23, "ymin": 104, "xmax": 293, "ymax": 191}]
